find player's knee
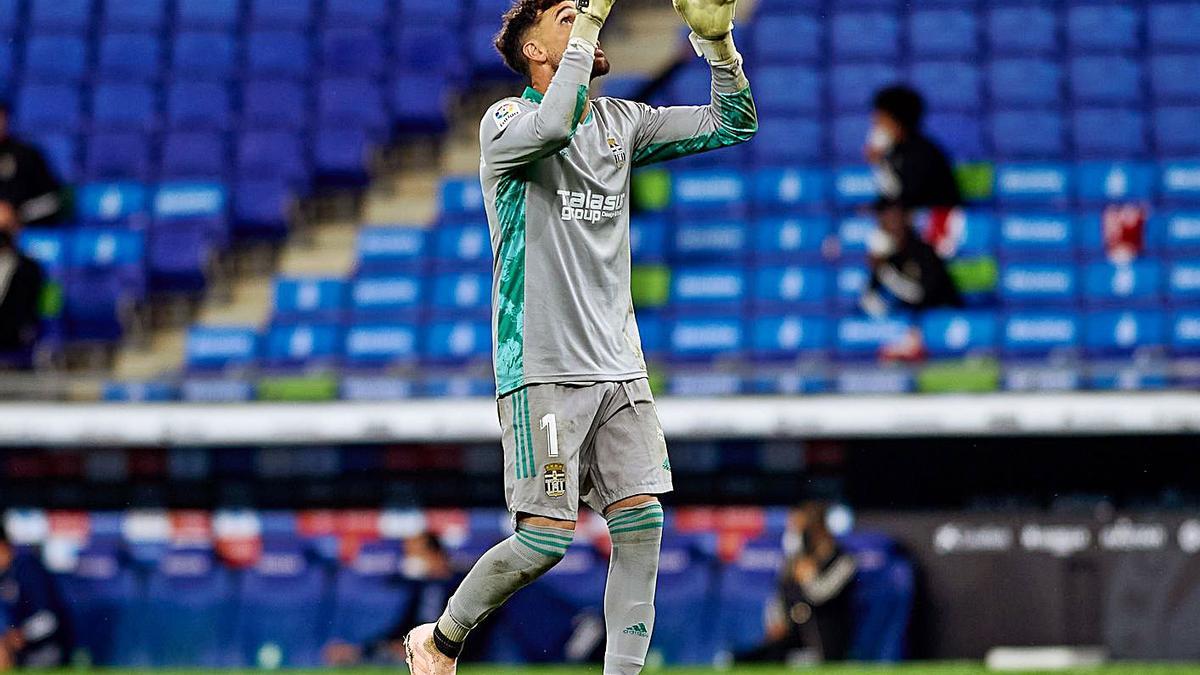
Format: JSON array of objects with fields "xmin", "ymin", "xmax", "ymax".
[{"xmin": 605, "ymin": 500, "xmax": 665, "ymax": 544}]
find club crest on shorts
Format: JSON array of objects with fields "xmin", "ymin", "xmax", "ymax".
[
  {"xmin": 543, "ymin": 463, "xmax": 567, "ymax": 498},
  {"xmin": 607, "ymin": 136, "xmax": 627, "ymax": 169}
]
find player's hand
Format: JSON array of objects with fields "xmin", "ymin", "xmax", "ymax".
[
  {"xmin": 572, "ymin": 0, "xmax": 616, "ymax": 45},
  {"xmin": 672, "ymin": 0, "xmax": 736, "ymax": 40}
]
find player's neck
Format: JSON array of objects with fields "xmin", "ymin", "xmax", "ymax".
[{"xmin": 529, "ymin": 78, "xmax": 591, "ymax": 120}]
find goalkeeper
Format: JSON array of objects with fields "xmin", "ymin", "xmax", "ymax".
[{"xmin": 405, "ymin": 0, "xmax": 756, "ymax": 672}]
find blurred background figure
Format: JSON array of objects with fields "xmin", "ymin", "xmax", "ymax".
[
  {"xmin": 323, "ymin": 533, "xmax": 459, "ymax": 667},
  {"xmin": 0, "ymin": 200, "xmax": 45, "ymax": 369},
  {"xmin": 865, "ymin": 86, "xmax": 961, "ymax": 212},
  {"xmin": 0, "ymin": 524, "xmax": 71, "ymax": 669},
  {"xmin": 861, "ymin": 200, "xmax": 964, "ymax": 320},
  {"xmin": 738, "ymin": 503, "xmax": 858, "ymax": 665},
  {"xmin": 0, "ymin": 103, "xmax": 63, "ymax": 226}
]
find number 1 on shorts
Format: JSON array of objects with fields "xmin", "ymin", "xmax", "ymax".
[{"xmin": 540, "ymin": 414, "xmax": 559, "ymax": 458}]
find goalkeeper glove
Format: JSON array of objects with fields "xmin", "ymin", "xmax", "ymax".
[
  {"xmin": 572, "ymin": 0, "xmax": 616, "ymax": 48},
  {"xmin": 672, "ymin": 0, "xmax": 740, "ymax": 63}
]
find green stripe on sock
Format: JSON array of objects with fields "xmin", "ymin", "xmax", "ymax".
[
  {"xmin": 519, "ymin": 528, "xmax": 573, "ymax": 547},
  {"xmin": 516, "ymin": 533, "xmax": 566, "ymax": 558},
  {"xmin": 608, "ymin": 520, "xmax": 665, "ymax": 536},
  {"xmin": 608, "ymin": 514, "xmax": 665, "ymax": 532},
  {"xmin": 607, "ymin": 505, "xmax": 664, "ymax": 528}
]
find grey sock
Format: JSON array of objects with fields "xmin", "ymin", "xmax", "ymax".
[
  {"xmin": 603, "ymin": 502, "xmax": 664, "ymax": 675},
  {"xmin": 436, "ymin": 522, "xmax": 573, "ymax": 648}
]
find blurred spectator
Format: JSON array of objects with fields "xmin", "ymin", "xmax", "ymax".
[
  {"xmin": 737, "ymin": 503, "xmax": 858, "ymax": 664},
  {"xmin": 0, "ymin": 103, "xmax": 64, "ymax": 225},
  {"xmin": 865, "ymin": 86, "xmax": 961, "ymax": 210},
  {"xmin": 0, "ymin": 201, "xmax": 45, "ymax": 367},
  {"xmin": 861, "ymin": 200, "xmax": 963, "ymax": 319},
  {"xmin": 0, "ymin": 523, "xmax": 72, "ymax": 669},
  {"xmin": 324, "ymin": 533, "xmax": 462, "ymax": 666}
]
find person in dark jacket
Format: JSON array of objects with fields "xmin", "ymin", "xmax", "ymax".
[
  {"xmin": 865, "ymin": 85, "xmax": 961, "ymax": 210},
  {"xmin": 0, "ymin": 103, "xmax": 63, "ymax": 225},
  {"xmin": 861, "ymin": 199, "xmax": 964, "ymax": 319},
  {"xmin": 0, "ymin": 523, "xmax": 73, "ymax": 669},
  {"xmin": 0, "ymin": 201, "xmax": 45, "ymax": 365}
]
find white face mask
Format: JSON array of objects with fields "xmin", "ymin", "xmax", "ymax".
[
  {"xmin": 868, "ymin": 125, "xmax": 896, "ymax": 155},
  {"xmin": 401, "ymin": 555, "xmax": 431, "ymax": 580}
]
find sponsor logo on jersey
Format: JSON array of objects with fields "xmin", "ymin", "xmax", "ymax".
[
  {"xmin": 494, "ymin": 102, "xmax": 521, "ymax": 131},
  {"xmin": 556, "ymin": 189, "xmax": 625, "ymax": 223},
  {"xmin": 622, "ymin": 623, "xmax": 649, "ymax": 638},
  {"xmin": 543, "ymin": 462, "xmax": 567, "ymax": 498},
  {"xmin": 607, "ymin": 136, "xmax": 627, "ymax": 169}
]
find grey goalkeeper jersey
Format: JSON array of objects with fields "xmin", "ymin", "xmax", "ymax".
[{"xmin": 481, "ymin": 41, "xmax": 757, "ymax": 397}]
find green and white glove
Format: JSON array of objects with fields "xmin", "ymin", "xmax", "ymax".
[
  {"xmin": 672, "ymin": 0, "xmax": 740, "ymax": 63},
  {"xmin": 572, "ymin": 0, "xmax": 616, "ymax": 47}
]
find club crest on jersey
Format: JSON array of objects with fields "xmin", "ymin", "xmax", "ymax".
[
  {"xmin": 493, "ymin": 102, "xmax": 521, "ymax": 131},
  {"xmin": 607, "ymin": 136, "xmax": 627, "ymax": 169},
  {"xmin": 543, "ymin": 463, "xmax": 567, "ymax": 498}
]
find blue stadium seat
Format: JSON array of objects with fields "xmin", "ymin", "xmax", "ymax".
[
  {"xmin": 246, "ymin": 30, "xmax": 312, "ymax": 78},
  {"xmin": 393, "ymin": 23, "xmax": 464, "ymax": 75},
  {"xmin": 752, "ymin": 65, "xmax": 823, "ymax": 115},
  {"xmin": 630, "ymin": 216, "xmax": 668, "ymax": 264},
  {"xmin": 835, "ymin": 317, "xmax": 912, "ymax": 360},
  {"xmin": 424, "ymin": 319, "xmax": 491, "ymax": 363},
  {"xmin": 995, "ymin": 163, "xmax": 1073, "ymax": 206},
  {"xmin": 1070, "ymin": 56, "xmax": 1143, "ymax": 105},
  {"xmin": 1084, "ymin": 310, "xmax": 1166, "ymax": 356},
  {"xmin": 990, "ymin": 110, "xmax": 1065, "ymax": 159},
  {"xmin": 1155, "ymin": 107, "xmax": 1200, "ymax": 157},
  {"xmin": 241, "ymin": 80, "xmax": 308, "ymax": 131},
  {"xmin": 439, "ymin": 177, "xmax": 485, "ymax": 217},
  {"xmin": 318, "ymin": 78, "xmax": 388, "ymax": 135},
  {"xmin": 432, "ymin": 222, "xmax": 491, "ymax": 269},
  {"xmin": 264, "ymin": 323, "xmax": 343, "ymax": 367},
  {"xmin": 752, "ymin": 13, "xmax": 822, "ymax": 63},
  {"xmin": 831, "ymin": 62, "xmax": 899, "ymax": 112},
  {"xmin": 153, "ymin": 181, "xmax": 229, "ymax": 246},
  {"xmin": 160, "ymin": 132, "xmax": 226, "ymax": 180},
  {"xmin": 672, "ymin": 170, "xmax": 748, "ymax": 218},
  {"xmin": 249, "ymin": 0, "xmax": 314, "ymax": 28},
  {"xmin": 1067, "ymin": 5, "xmax": 1140, "ymax": 53},
  {"xmin": 831, "ymin": 11, "xmax": 900, "ymax": 61},
  {"xmin": 1074, "ymin": 108, "xmax": 1147, "ymax": 158},
  {"xmin": 753, "ymin": 213, "xmax": 830, "ymax": 261},
  {"xmin": 148, "ymin": 225, "xmax": 213, "ymax": 293},
  {"xmin": 97, "ymin": 33, "xmax": 162, "ymax": 82},
  {"xmin": 325, "ymin": 0, "xmax": 389, "ymax": 26},
  {"xmin": 833, "ymin": 166, "xmax": 878, "ymax": 208},
  {"xmin": 638, "ymin": 311, "xmax": 666, "ymax": 358},
  {"xmin": 837, "ymin": 214, "xmax": 876, "ymax": 257},
  {"xmin": 0, "ymin": 0, "xmax": 19, "ymax": 34},
  {"xmin": 29, "ymin": 132, "xmax": 79, "ymax": 184},
  {"xmin": 1161, "ymin": 212, "xmax": 1200, "ymax": 256},
  {"xmin": 467, "ymin": 20, "xmax": 512, "ymax": 78},
  {"xmin": 235, "ymin": 547, "xmax": 327, "ymax": 668},
  {"xmin": 233, "ymin": 179, "xmax": 294, "ymax": 240},
  {"xmin": 77, "ymin": 182, "xmax": 150, "ymax": 225},
  {"xmin": 752, "ymin": 265, "xmax": 832, "ymax": 310},
  {"xmin": 922, "ymin": 311, "xmax": 999, "ymax": 357},
  {"xmin": 314, "ymin": 127, "xmax": 372, "ymax": 185},
  {"xmin": 988, "ymin": 59, "xmax": 1062, "ymax": 108},
  {"xmin": 1002, "ymin": 312, "xmax": 1082, "ymax": 357},
  {"xmin": 673, "ymin": 220, "xmax": 750, "ymax": 261},
  {"xmin": 19, "ymin": 229, "xmax": 70, "ymax": 280},
  {"xmin": 58, "ymin": 547, "xmax": 147, "ymax": 667},
  {"xmin": 832, "ymin": 114, "xmax": 872, "ymax": 162},
  {"xmin": 351, "ymin": 273, "xmax": 423, "ymax": 319},
  {"xmin": 236, "ymin": 131, "xmax": 308, "ymax": 185},
  {"xmin": 0, "ymin": 41, "xmax": 12, "ymax": 93},
  {"xmin": 390, "ymin": 73, "xmax": 452, "ymax": 132},
  {"xmin": 909, "ymin": 61, "xmax": 982, "ymax": 111},
  {"xmin": 344, "ymin": 323, "xmax": 420, "ymax": 368},
  {"xmin": 668, "ymin": 317, "xmax": 745, "ymax": 361},
  {"xmin": 172, "ymin": 32, "xmax": 238, "ymax": 80},
  {"xmin": 167, "ymin": 82, "xmax": 232, "ymax": 132},
  {"xmin": 327, "ymin": 542, "xmax": 413, "ymax": 644},
  {"xmin": 273, "ymin": 277, "xmax": 348, "ymax": 323},
  {"xmin": 671, "ymin": 266, "xmax": 748, "ymax": 311},
  {"xmin": 176, "ymin": 0, "xmax": 239, "ymax": 29},
  {"xmin": 430, "ymin": 270, "xmax": 491, "ymax": 317},
  {"xmin": 1150, "ymin": 56, "xmax": 1200, "ymax": 105},
  {"xmin": 999, "ymin": 262, "xmax": 1078, "ymax": 306},
  {"xmin": 29, "ymin": 0, "xmax": 92, "ymax": 32},
  {"xmin": 925, "ymin": 113, "xmax": 985, "ymax": 161},
  {"xmin": 22, "ymin": 34, "xmax": 88, "ymax": 83},
  {"xmin": 909, "ymin": 8, "xmax": 977, "ymax": 58},
  {"xmin": 185, "ymin": 327, "xmax": 260, "ymax": 370},
  {"xmin": 987, "ymin": 6, "xmax": 1058, "ymax": 55},
  {"xmin": 143, "ymin": 549, "xmax": 238, "ymax": 667},
  {"xmin": 1076, "ymin": 162, "xmax": 1157, "ymax": 205},
  {"xmin": 1148, "ymin": 2, "xmax": 1200, "ymax": 52},
  {"xmin": 356, "ymin": 227, "xmax": 427, "ymax": 273},
  {"xmin": 320, "ymin": 28, "xmax": 386, "ymax": 77},
  {"xmin": 652, "ymin": 539, "xmax": 721, "ymax": 665},
  {"xmin": 1084, "ymin": 261, "xmax": 1163, "ymax": 307},
  {"xmin": 1172, "ymin": 310, "xmax": 1200, "ymax": 355},
  {"xmin": 750, "ymin": 314, "xmax": 832, "ymax": 358},
  {"xmin": 85, "ymin": 132, "xmax": 152, "ymax": 181},
  {"xmin": 998, "ymin": 213, "xmax": 1075, "ymax": 260},
  {"xmin": 92, "ymin": 83, "xmax": 157, "ymax": 132},
  {"xmin": 715, "ymin": 535, "xmax": 784, "ymax": 654},
  {"xmin": 753, "ymin": 168, "xmax": 829, "ymax": 211},
  {"xmin": 1161, "ymin": 161, "xmax": 1200, "ymax": 205},
  {"xmin": 103, "ymin": 0, "xmax": 166, "ymax": 30},
  {"xmin": 751, "ymin": 116, "xmax": 824, "ymax": 164}
]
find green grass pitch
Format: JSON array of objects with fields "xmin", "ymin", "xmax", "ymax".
[{"xmin": 48, "ymin": 665, "xmax": 1200, "ymax": 674}]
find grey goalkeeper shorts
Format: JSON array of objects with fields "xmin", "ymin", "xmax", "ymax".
[{"xmin": 497, "ymin": 378, "xmax": 674, "ymax": 522}]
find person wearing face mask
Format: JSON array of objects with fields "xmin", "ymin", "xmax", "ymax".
[
  {"xmin": 865, "ymin": 86, "xmax": 961, "ymax": 211},
  {"xmin": 0, "ymin": 200, "xmax": 45, "ymax": 368},
  {"xmin": 0, "ymin": 103, "xmax": 64, "ymax": 226},
  {"xmin": 0, "ymin": 523, "xmax": 73, "ymax": 669}
]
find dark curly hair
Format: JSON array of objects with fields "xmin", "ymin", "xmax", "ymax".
[
  {"xmin": 495, "ymin": 0, "xmax": 564, "ymax": 78},
  {"xmin": 873, "ymin": 85, "xmax": 926, "ymax": 133}
]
